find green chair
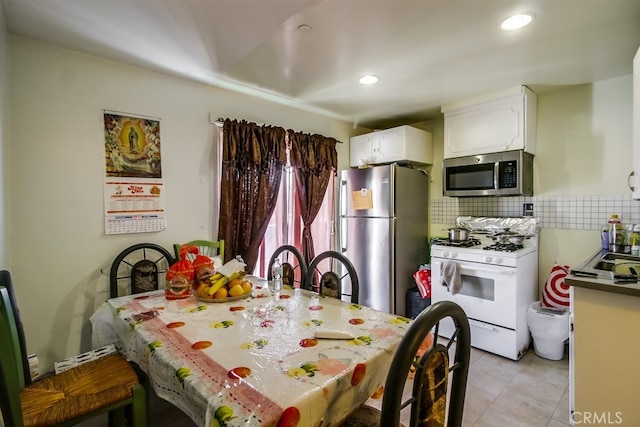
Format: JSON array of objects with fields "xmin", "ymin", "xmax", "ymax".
[
  {"xmin": 0, "ymin": 282, "xmax": 148, "ymax": 426},
  {"xmin": 173, "ymin": 239, "xmax": 224, "ymax": 262},
  {"xmin": 0, "ymin": 270, "xmax": 31, "ymax": 385}
]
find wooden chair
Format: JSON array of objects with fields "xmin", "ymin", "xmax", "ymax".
[
  {"xmin": 340, "ymin": 300, "xmax": 471, "ymax": 427},
  {"xmin": 0, "ymin": 285, "xmax": 148, "ymax": 427},
  {"xmin": 304, "ymin": 250, "xmax": 359, "ymax": 303},
  {"xmin": 173, "ymin": 239, "xmax": 224, "ymax": 263},
  {"xmin": 110, "ymin": 243, "xmax": 175, "ymax": 298},
  {"xmin": 267, "ymin": 245, "xmax": 307, "ymax": 288}
]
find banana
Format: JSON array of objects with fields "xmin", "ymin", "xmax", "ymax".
[
  {"xmin": 208, "ymin": 276, "xmax": 229, "ymax": 296},
  {"xmin": 227, "ymin": 271, "xmax": 243, "ymax": 281},
  {"xmin": 209, "ymin": 272, "xmax": 224, "ymax": 282}
]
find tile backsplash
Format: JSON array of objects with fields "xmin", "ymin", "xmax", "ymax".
[{"xmin": 431, "ymin": 195, "xmax": 640, "ymax": 230}]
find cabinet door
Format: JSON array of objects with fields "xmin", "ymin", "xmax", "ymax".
[
  {"xmin": 444, "ymin": 94, "xmax": 525, "ymax": 158},
  {"xmin": 632, "ymin": 47, "xmax": 640, "ymax": 199},
  {"xmin": 370, "ymin": 127, "xmax": 404, "ymax": 164},
  {"xmin": 349, "ymin": 133, "xmax": 375, "ymax": 167}
]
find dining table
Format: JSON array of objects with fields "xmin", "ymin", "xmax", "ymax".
[{"xmin": 90, "ymin": 278, "xmax": 411, "ymax": 427}]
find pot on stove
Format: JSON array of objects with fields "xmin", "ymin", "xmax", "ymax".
[
  {"xmin": 492, "ymin": 229, "xmax": 526, "ymax": 245},
  {"xmin": 446, "ymin": 227, "xmax": 470, "ymax": 242}
]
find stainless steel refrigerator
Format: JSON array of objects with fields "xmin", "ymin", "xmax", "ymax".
[{"xmin": 338, "ymin": 164, "xmax": 429, "ymax": 316}]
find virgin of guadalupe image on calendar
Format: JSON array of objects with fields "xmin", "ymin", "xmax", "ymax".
[{"xmin": 104, "ymin": 112, "xmax": 162, "ymax": 178}]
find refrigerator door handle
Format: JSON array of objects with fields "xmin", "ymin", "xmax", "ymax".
[
  {"xmin": 340, "ymin": 217, "xmax": 348, "ymax": 252},
  {"xmin": 340, "ymin": 178, "xmax": 347, "ymax": 217}
]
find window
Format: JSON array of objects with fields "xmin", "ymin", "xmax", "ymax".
[
  {"xmin": 254, "ymin": 148, "xmax": 335, "ymax": 279},
  {"xmin": 215, "ymin": 126, "xmax": 335, "ymax": 278}
]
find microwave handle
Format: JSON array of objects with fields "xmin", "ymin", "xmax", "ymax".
[{"xmin": 494, "ymin": 161, "xmax": 499, "ymax": 191}]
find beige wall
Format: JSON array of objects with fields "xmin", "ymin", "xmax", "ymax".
[{"xmin": 6, "ymin": 36, "xmax": 352, "ymax": 371}]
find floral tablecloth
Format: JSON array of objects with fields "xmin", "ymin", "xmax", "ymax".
[{"xmin": 90, "ymin": 285, "xmax": 411, "ymax": 427}]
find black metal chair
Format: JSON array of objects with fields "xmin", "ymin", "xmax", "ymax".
[
  {"xmin": 110, "ymin": 243, "xmax": 175, "ymax": 298},
  {"xmin": 304, "ymin": 251, "xmax": 359, "ymax": 303},
  {"xmin": 267, "ymin": 245, "xmax": 308, "ymax": 288},
  {"xmin": 340, "ymin": 300, "xmax": 471, "ymax": 427}
]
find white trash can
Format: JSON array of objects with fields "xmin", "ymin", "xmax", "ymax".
[{"xmin": 526, "ymin": 301, "xmax": 570, "ymax": 360}]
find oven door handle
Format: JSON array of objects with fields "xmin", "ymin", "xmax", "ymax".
[
  {"xmin": 468, "ymin": 319, "xmax": 499, "ymax": 331},
  {"xmin": 458, "ymin": 265, "xmax": 515, "ymax": 275}
]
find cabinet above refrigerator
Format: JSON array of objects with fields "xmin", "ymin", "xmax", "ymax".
[{"xmin": 349, "ymin": 125, "xmax": 433, "ymax": 168}]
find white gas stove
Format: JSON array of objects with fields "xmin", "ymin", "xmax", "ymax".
[{"xmin": 431, "ymin": 217, "xmax": 539, "ymax": 360}]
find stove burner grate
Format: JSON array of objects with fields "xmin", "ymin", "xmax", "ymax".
[
  {"xmin": 432, "ymin": 238, "xmax": 482, "ymax": 248},
  {"xmin": 482, "ymin": 243, "xmax": 524, "ymax": 252}
]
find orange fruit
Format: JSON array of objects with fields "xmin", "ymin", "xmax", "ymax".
[
  {"xmin": 214, "ymin": 287, "xmax": 228, "ymax": 299},
  {"xmin": 240, "ymin": 280, "xmax": 252, "ymax": 294},
  {"xmin": 228, "ymin": 284, "xmax": 244, "ymax": 297},
  {"xmin": 196, "ymin": 285, "xmax": 209, "ymax": 298},
  {"xmin": 228, "ymin": 278, "xmax": 242, "ymax": 289}
]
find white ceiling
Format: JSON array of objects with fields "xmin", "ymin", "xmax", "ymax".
[{"xmin": 2, "ymin": 0, "xmax": 640, "ymax": 129}]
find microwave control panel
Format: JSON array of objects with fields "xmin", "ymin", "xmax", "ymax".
[{"xmin": 498, "ymin": 161, "xmax": 518, "ymax": 188}]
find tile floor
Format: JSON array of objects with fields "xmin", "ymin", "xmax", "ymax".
[{"xmin": 79, "ymin": 344, "xmax": 570, "ymax": 427}]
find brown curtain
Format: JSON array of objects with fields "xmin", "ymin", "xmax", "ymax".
[
  {"xmin": 218, "ymin": 119, "xmax": 287, "ymax": 271},
  {"xmin": 289, "ymin": 131, "xmax": 338, "ymax": 264}
]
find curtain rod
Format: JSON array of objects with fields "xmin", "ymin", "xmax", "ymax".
[{"xmin": 211, "ymin": 115, "xmax": 343, "ymax": 143}]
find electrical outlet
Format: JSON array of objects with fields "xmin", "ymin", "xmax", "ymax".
[
  {"xmin": 28, "ymin": 354, "xmax": 39, "ymax": 380},
  {"xmin": 523, "ymin": 203, "xmax": 534, "ymax": 217}
]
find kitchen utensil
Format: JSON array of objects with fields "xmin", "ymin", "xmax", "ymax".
[
  {"xmin": 612, "ymin": 273, "xmax": 637, "ymax": 284},
  {"xmin": 314, "ymin": 329, "xmax": 355, "ymax": 340},
  {"xmin": 492, "ymin": 228, "xmax": 526, "ymax": 245},
  {"xmin": 570, "ymin": 270, "xmax": 599, "ymax": 278},
  {"xmin": 446, "ymin": 227, "xmax": 470, "ymax": 242}
]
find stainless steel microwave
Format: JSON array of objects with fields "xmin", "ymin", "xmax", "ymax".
[{"xmin": 443, "ymin": 150, "xmax": 533, "ymax": 197}]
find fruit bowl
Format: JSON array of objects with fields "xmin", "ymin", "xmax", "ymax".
[
  {"xmin": 195, "ymin": 292, "xmax": 251, "ymax": 303},
  {"xmin": 193, "ymin": 273, "xmax": 253, "ymax": 302}
]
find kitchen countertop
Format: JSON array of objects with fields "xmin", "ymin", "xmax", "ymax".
[{"xmin": 566, "ymin": 248, "xmax": 640, "ymax": 297}]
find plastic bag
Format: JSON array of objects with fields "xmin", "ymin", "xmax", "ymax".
[{"xmin": 413, "ymin": 265, "xmax": 431, "ymax": 298}]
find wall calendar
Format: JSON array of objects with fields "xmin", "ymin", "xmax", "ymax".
[{"xmin": 103, "ymin": 111, "xmax": 167, "ymax": 234}]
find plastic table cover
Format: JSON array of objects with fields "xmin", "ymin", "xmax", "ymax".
[{"xmin": 90, "ymin": 285, "xmax": 411, "ymax": 426}]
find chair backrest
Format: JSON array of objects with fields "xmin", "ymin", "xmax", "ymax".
[
  {"xmin": 0, "ymin": 286, "xmax": 27, "ymax": 426},
  {"xmin": 267, "ymin": 245, "xmax": 307, "ymax": 288},
  {"xmin": 381, "ymin": 300, "xmax": 471, "ymax": 427},
  {"xmin": 173, "ymin": 240, "xmax": 225, "ymax": 263},
  {"xmin": 0, "ymin": 271, "xmax": 31, "ymax": 386},
  {"xmin": 110, "ymin": 243, "xmax": 175, "ymax": 298},
  {"xmin": 304, "ymin": 251, "xmax": 359, "ymax": 303}
]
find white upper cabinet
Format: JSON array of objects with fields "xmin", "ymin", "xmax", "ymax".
[
  {"xmin": 632, "ymin": 47, "xmax": 640, "ymax": 199},
  {"xmin": 442, "ymin": 86, "xmax": 537, "ymax": 159},
  {"xmin": 349, "ymin": 125, "xmax": 433, "ymax": 167}
]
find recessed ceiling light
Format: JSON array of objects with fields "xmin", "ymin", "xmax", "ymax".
[
  {"xmin": 359, "ymin": 75, "xmax": 379, "ymax": 85},
  {"xmin": 501, "ymin": 13, "xmax": 535, "ymax": 31}
]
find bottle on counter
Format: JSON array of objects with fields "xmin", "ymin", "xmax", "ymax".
[
  {"xmin": 608, "ymin": 214, "xmax": 623, "ymax": 253},
  {"xmin": 632, "ymin": 225, "xmax": 640, "ymax": 256},
  {"xmin": 272, "ymin": 258, "xmax": 283, "ymax": 292},
  {"xmin": 601, "ymin": 224, "xmax": 609, "ymax": 250}
]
